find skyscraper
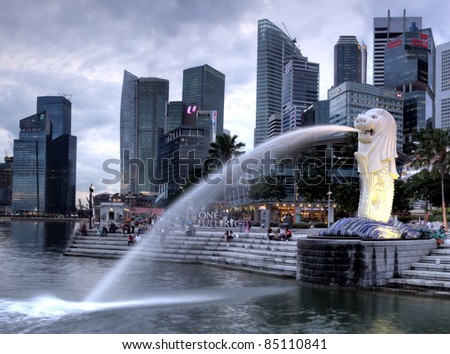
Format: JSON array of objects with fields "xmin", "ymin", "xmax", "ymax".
[
  {"xmin": 37, "ymin": 96, "xmax": 72, "ymax": 139},
  {"xmin": 182, "ymin": 64, "xmax": 225, "ymax": 137},
  {"xmin": 384, "ymin": 28, "xmax": 435, "ymax": 147},
  {"xmin": 12, "ymin": 95, "xmax": 77, "ymax": 215},
  {"xmin": 334, "ymin": 35, "xmax": 367, "ymax": 86},
  {"xmin": 281, "ymin": 55, "xmax": 319, "ymax": 132},
  {"xmin": 436, "ymin": 42, "xmax": 450, "ymax": 129},
  {"xmin": 36, "ymin": 96, "xmax": 77, "ymax": 214},
  {"xmin": 120, "ymin": 70, "xmax": 169, "ymax": 195},
  {"xmin": 0, "ymin": 156, "xmax": 13, "ymax": 214},
  {"xmin": 373, "ymin": 10, "xmax": 421, "ymax": 87},
  {"xmin": 12, "ymin": 112, "xmax": 51, "ymax": 213},
  {"xmin": 254, "ymin": 19, "xmax": 303, "ymax": 146}
]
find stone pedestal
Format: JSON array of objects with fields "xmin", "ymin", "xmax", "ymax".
[{"xmin": 297, "ymin": 237, "xmax": 435, "ymax": 288}]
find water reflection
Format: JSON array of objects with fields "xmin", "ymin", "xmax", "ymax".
[{"xmin": 0, "ymin": 221, "xmax": 449, "ymax": 334}]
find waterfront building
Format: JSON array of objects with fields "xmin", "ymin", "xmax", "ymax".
[
  {"xmin": 334, "ymin": 35, "xmax": 367, "ymax": 86},
  {"xmin": 12, "ymin": 95, "xmax": 77, "ymax": 215},
  {"xmin": 12, "ymin": 112, "xmax": 51, "ymax": 213},
  {"xmin": 373, "ymin": 10, "xmax": 422, "ymax": 87},
  {"xmin": 328, "ymin": 82, "xmax": 404, "ymax": 150},
  {"xmin": 254, "ymin": 19, "xmax": 303, "ymax": 146},
  {"xmin": 436, "ymin": 42, "xmax": 450, "ymax": 129},
  {"xmin": 281, "ymin": 55, "xmax": 319, "ymax": 132},
  {"xmin": 384, "ymin": 28, "xmax": 435, "ymax": 146},
  {"xmin": 158, "ymin": 107, "xmax": 216, "ymax": 204},
  {"xmin": 0, "ymin": 156, "xmax": 13, "ymax": 214},
  {"xmin": 120, "ymin": 70, "xmax": 169, "ymax": 195},
  {"xmin": 36, "ymin": 96, "xmax": 77, "ymax": 215},
  {"xmin": 46, "ymin": 134, "xmax": 77, "ymax": 214},
  {"xmin": 158, "ymin": 125, "xmax": 211, "ymax": 204},
  {"xmin": 182, "ymin": 64, "xmax": 225, "ymax": 137}
]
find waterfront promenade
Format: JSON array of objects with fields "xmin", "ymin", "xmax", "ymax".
[{"xmin": 64, "ymin": 226, "xmax": 303, "ymax": 278}]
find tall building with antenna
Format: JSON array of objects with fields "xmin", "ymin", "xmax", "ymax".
[{"xmin": 254, "ymin": 19, "xmax": 304, "ymax": 146}]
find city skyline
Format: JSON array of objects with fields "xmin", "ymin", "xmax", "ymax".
[{"xmin": 1, "ymin": 0, "xmax": 450, "ymax": 203}]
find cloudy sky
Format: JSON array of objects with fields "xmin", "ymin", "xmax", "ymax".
[{"xmin": 1, "ymin": 0, "xmax": 450, "ymax": 204}]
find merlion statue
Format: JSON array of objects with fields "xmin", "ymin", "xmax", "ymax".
[{"xmin": 353, "ymin": 108, "xmax": 398, "ymax": 223}]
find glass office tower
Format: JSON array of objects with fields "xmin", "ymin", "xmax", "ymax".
[
  {"xmin": 281, "ymin": 55, "xmax": 319, "ymax": 132},
  {"xmin": 182, "ymin": 64, "xmax": 225, "ymax": 137},
  {"xmin": 373, "ymin": 10, "xmax": 421, "ymax": 87},
  {"xmin": 46, "ymin": 134, "xmax": 77, "ymax": 214},
  {"xmin": 37, "ymin": 96, "xmax": 72, "ymax": 139},
  {"xmin": 120, "ymin": 70, "xmax": 169, "ymax": 195},
  {"xmin": 254, "ymin": 19, "xmax": 303, "ymax": 146},
  {"xmin": 334, "ymin": 35, "xmax": 367, "ymax": 86},
  {"xmin": 0, "ymin": 156, "xmax": 13, "ymax": 214},
  {"xmin": 384, "ymin": 28, "xmax": 435, "ymax": 148},
  {"xmin": 36, "ymin": 95, "xmax": 77, "ymax": 214},
  {"xmin": 12, "ymin": 112, "xmax": 51, "ymax": 213}
]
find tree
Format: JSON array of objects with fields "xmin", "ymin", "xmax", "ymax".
[
  {"xmin": 248, "ymin": 174, "xmax": 287, "ymax": 202},
  {"xmin": 411, "ymin": 127, "xmax": 450, "ymax": 229},
  {"xmin": 339, "ymin": 132, "xmax": 358, "ymax": 155},
  {"xmin": 332, "ymin": 181, "xmax": 360, "ymax": 217},
  {"xmin": 404, "ymin": 169, "xmax": 450, "ymax": 220},
  {"xmin": 392, "ymin": 179, "xmax": 411, "ymax": 215},
  {"xmin": 297, "ymin": 148, "xmax": 328, "ymax": 206},
  {"xmin": 207, "ymin": 134, "xmax": 245, "ymax": 165}
]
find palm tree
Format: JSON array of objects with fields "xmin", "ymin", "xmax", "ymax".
[
  {"xmin": 208, "ymin": 134, "xmax": 246, "ymax": 163},
  {"xmin": 206, "ymin": 134, "xmax": 246, "ymax": 175},
  {"xmin": 411, "ymin": 127, "xmax": 450, "ymax": 230}
]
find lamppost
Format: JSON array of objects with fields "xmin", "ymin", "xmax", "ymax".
[
  {"xmin": 327, "ymin": 188, "xmax": 332, "ymax": 226},
  {"xmin": 89, "ymin": 183, "xmax": 94, "ymax": 229}
]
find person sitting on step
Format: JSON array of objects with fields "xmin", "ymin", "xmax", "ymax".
[{"xmin": 267, "ymin": 227, "xmax": 276, "ymax": 240}]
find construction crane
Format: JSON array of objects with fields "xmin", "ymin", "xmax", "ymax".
[
  {"xmin": 282, "ymin": 21, "xmax": 297, "ymax": 45},
  {"xmin": 4, "ymin": 135, "xmax": 13, "ymax": 158}
]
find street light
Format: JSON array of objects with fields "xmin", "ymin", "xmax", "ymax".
[
  {"xmin": 89, "ymin": 183, "xmax": 94, "ymax": 229},
  {"xmin": 327, "ymin": 187, "xmax": 332, "ymax": 226}
]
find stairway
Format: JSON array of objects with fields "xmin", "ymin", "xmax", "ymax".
[
  {"xmin": 63, "ymin": 229, "xmax": 299, "ymax": 278},
  {"xmin": 387, "ymin": 242, "xmax": 450, "ymax": 297}
]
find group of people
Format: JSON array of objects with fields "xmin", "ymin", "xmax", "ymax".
[
  {"xmin": 127, "ymin": 233, "xmax": 142, "ymax": 246},
  {"xmin": 267, "ymin": 226, "xmax": 292, "ymax": 241},
  {"xmin": 223, "ymin": 230, "xmax": 235, "ymax": 242}
]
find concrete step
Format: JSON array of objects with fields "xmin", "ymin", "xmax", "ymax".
[
  {"xmin": 388, "ymin": 277, "xmax": 450, "ymax": 290},
  {"xmin": 400, "ymin": 269, "xmax": 450, "ymax": 281},
  {"xmin": 420, "ymin": 255, "xmax": 450, "ymax": 264},
  {"xmin": 387, "ymin": 240, "xmax": 450, "ymax": 294},
  {"xmin": 430, "ymin": 248, "xmax": 450, "ymax": 255},
  {"xmin": 64, "ymin": 230, "xmax": 299, "ymax": 278},
  {"xmin": 411, "ymin": 262, "xmax": 450, "ymax": 271}
]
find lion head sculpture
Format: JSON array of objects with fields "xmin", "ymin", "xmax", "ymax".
[
  {"xmin": 353, "ymin": 108, "xmax": 398, "ymax": 223},
  {"xmin": 354, "ymin": 108, "xmax": 399, "ymax": 179}
]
